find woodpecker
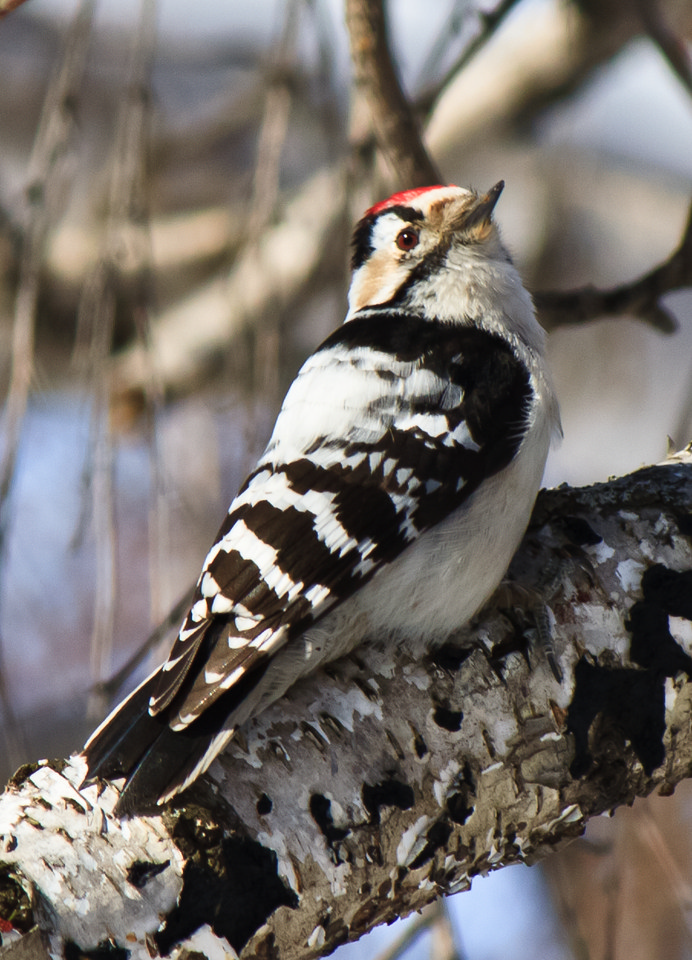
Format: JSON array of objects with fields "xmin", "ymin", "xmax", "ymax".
[{"xmin": 82, "ymin": 181, "xmax": 561, "ymax": 814}]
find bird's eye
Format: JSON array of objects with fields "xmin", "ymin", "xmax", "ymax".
[{"xmin": 396, "ymin": 227, "xmax": 419, "ymax": 252}]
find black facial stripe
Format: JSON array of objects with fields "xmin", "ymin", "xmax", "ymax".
[
  {"xmin": 392, "ymin": 253, "xmax": 446, "ymax": 306},
  {"xmin": 350, "ymin": 205, "xmax": 426, "ymax": 270},
  {"xmin": 383, "ymin": 205, "xmax": 425, "ymax": 223},
  {"xmin": 351, "ymin": 215, "xmax": 375, "ymax": 271}
]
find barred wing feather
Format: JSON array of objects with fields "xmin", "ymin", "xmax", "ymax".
[{"xmin": 149, "ymin": 312, "xmax": 533, "ymax": 730}]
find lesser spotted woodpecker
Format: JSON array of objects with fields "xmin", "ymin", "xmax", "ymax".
[{"xmin": 82, "ymin": 181, "xmax": 561, "ymax": 813}]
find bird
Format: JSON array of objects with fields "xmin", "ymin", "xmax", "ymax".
[{"xmin": 81, "ymin": 181, "xmax": 561, "ymax": 814}]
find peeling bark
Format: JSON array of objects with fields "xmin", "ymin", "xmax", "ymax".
[{"xmin": 0, "ymin": 451, "xmax": 691, "ymax": 959}]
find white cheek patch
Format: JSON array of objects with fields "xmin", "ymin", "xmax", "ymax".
[
  {"xmin": 347, "ymin": 212, "xmax": 428, "ymax": 316},
  {"xmin": 349, "ymin": 253, "xmax": 408, "ymax": 315}
]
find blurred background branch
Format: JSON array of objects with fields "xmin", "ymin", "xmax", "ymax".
[
  {"xmin": 345, "ymin": 0, "xmax": 441, "ymax": 187},
  {"xmin": 0, "ymin": 0, "xmax": 28, "ymax": 19},
  {"xmin": 535, "ymin": 195, "xmax": 692, "ymax": 332}
]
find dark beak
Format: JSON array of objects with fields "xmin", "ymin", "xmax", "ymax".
[{"xmin": 463, "ymin": 180, "xmax": 504, "ymax": 231}]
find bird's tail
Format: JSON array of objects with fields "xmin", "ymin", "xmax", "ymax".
[{"xmin": 81, "ymin": 669, "xmax": 233, "ymax": 816}]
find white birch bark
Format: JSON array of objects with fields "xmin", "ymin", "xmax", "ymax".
[{"xmin": 0, "ymin": 450, "xmax": 691, "ymax": 959}]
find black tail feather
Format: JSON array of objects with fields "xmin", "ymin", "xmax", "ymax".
[
  {"xmin": 82, "ymin": 671, "xmax": 218, "ymax": 815},
  {"xmin": 83, "ymin": 673, "xmax": 160, "ymax": 781},
  {"xmin": 110, "ymin": 724, "xmax": 223, "ymax": 816},
  {"xmin": 82, "ymin": 647, "xmax": 272, "ymax": 815}
]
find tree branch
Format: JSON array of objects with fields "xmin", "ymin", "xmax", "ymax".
[
  {"xmin": 1, "ymin": 452, "xmax": 691, "ymax": 958},
  {"xmin": 535, "ymin": 197, "xmax": 692, "ymax": 333},
  {"xmin": 637, "ymin": 0, "xmax": 692, "ymax": 99},
  {"xmin": 416, "ymin": 0, "xmax": 524, "ymax": 119},
  {"xmin": 0, "ymin": 0, "xmax": 96, "ymax": 773},
  {"xmin": 111, "ymin": 166, "xmax": 348, "ymax": 402},
  {"xmin": 0, "ymin": 0, "xmax": 29, "ymax": 19},
  {"xmin": 344, "ymin": 0, "xmax": 441, "ymax": 187}
]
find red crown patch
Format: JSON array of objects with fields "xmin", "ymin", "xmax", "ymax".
[{"xmin": 365, "ymin": 185, "xmax": 457, "ymax": 218}]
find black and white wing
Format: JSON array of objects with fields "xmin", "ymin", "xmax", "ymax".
[{"xmin": 83, "ymin": 310, "xmax": 533, "ymax": 811}]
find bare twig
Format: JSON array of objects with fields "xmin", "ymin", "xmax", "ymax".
[
  {"xmin": 247, "ymin": 0, "xmax": 300, "ymax": 409},
  {"xmin": 0, "ymin": 0, "xmax": 95, "ymax": 769},
  {"xmin": 247, "ymin": 0, "xmax": 300, "ymax": 242},
  {"xmin": 306, "ymin": 0, "xmax": 349, "ymax": 160},
  {"xmin": 417, "ymin": 0, "xmax": 524, "ymax": 118},
  {"xmin": 112, "ymin": 166, "xmax": 348, "ymax": 400},
  {"xmin": 432, "ymin": 901, "xmax": 467, "ymax": 960},
  {"xmin": 371, "ymin": 900, "xmax": 466, "ymax": 960},
  {"xmin": 344, "ymin": 0, "xmax": 441, "ymax": 188},
  {"xmin": 372, "ymin": 903, "xmax": 443, "ymax": 960},
  {"xmin": 88, "ymin": 363, "xmax": 117, "ymax": 712},
  {"xmin": 633, "ymin": 804, "xmax": 692, "ymax": 917},
  {"xmin": 89, "ymin": 585, "xmax": 195, "ymax": 707},
  {"xmin": 637, "ymin": 0, "xmax": 692, "ymax": 98},
  {"xmin": 672, "ymin": 363, "xmax": 692, "ymax": 447},
  {"xmin": 73, "ymin": 0, "xmax": 159, "ymax": 701},
  {"xmin": 0, "ymin": 0, "xmax": 94, "ymax": 556},
  {"xmin": 535, "ymin": 197, "xmax": 692, "ymax": 333}
]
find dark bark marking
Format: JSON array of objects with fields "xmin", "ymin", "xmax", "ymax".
[
  {"xmin": 409, "ymin": 820, "xmax": 453, "ymax": 869},
  {"xmin": 568, "ymin": 563, "xmax": 692, "ymax": 780},
  {"xmin": 126, "ymin": 859, "xmax": 170, "ymax": 889},
  {"xmin": 156, "ymin": 811, "xmax": 297, "ymax": 955},
  {"xmin": 309, "ymin": 794, "xmax": 350, "ymax": 857},
  {"xmin": 362, "ymin": 779, "xmax": 415, "ymax": 825},
  {"xmin": 432, "ymin": 706, "xmax": 463, "ymax": 732},
  {"xmin": 256, "ymin": 793, "xmax": 272, "ymax": 816}
]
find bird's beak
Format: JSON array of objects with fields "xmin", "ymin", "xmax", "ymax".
[
  {"xmin": 446, "ymin": 180, "xmax": 505, "ymax": 234},
  {"xmin": 470, "ymin": 180, "xmax": 504, "ymax": 226}
]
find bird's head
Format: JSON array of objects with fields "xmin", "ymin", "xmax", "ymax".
[{"xmin": 347, "ymin": 181, "xmax": 517, "ymax": 324}]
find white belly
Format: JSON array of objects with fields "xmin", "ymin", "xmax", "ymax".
[
  {"xmin": 328, "ymin": 413, "xmax": 550, "ymax": 653},
  {"xmin": 230, "ymin": 407, "xmax": 553, "ymax": 724}
]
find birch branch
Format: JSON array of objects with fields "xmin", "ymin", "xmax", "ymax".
[{"xmin": 0, "ymin": 451, "xmax": 691, "ymax": 958}]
